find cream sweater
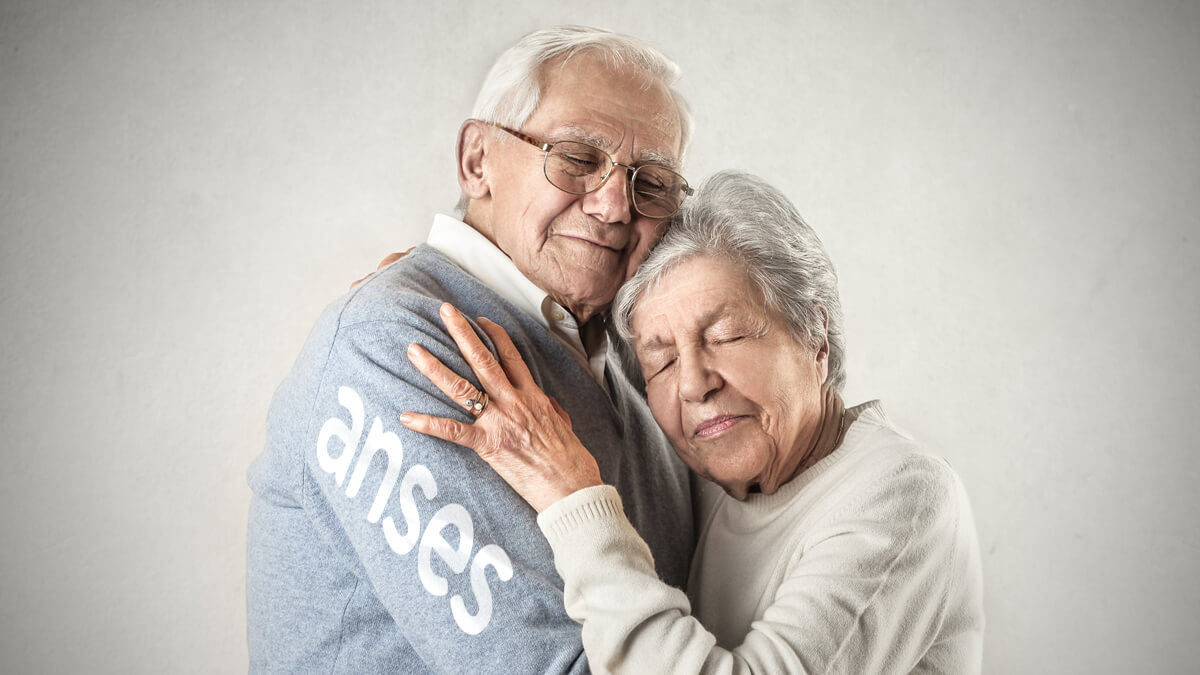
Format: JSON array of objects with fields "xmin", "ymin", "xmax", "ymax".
[{"xmin": 537, "ymin": 402, "xmax": 984, "ymax": 674}]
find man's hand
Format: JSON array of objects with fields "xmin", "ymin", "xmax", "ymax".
[{"xmin": 350, "ymin": 248, "xmax": 414, "ymax": 289}]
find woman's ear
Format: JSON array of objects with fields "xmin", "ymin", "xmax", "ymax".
[
  {"xmin": 456, "ymin": 120, "xmax": 490, "ymax": 200},
  {"xmin": 814, "ymin": 305, "xmax": 830, "ymax": 366}
]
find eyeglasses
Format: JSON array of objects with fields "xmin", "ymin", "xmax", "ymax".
[{"xmin": 488, "ymin": 122, "xmax": 693, "ymax": 219}]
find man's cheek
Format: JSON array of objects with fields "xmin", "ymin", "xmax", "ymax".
[{"xmin": 625, "ymin": 243, "xmax": 655, "ymax": 279}]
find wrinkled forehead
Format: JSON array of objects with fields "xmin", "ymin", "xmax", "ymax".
[
  {"xmin": 623, "ymin": 254, "xmax": 773, "ymax": 345},
  {"xmin": 626, "ymin": 262, "xmax": 708, "ymax": 336},
  {"xmin": 536, "ymin": 52, "xmax": 683, "ymax": 158}
]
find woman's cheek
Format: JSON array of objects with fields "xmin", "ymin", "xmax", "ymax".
[{"xmin": 646, "ymin": 382, "xmax": 685, "ymax": 451}]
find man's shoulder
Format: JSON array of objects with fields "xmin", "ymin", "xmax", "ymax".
[
  {"xmin": 334, "ymin": 246, "xmax": 545, "ymax": 337},
  {"xmin": 263, "ymin": 248, "xmax": 488, "ymax": 431},
  {"xmin": 274, "ymin": 245, "xmax": 561, "ymax": 426},
  {"xmin": 334, "ymin": 246, "xmax": 476, "ymax": 327}
]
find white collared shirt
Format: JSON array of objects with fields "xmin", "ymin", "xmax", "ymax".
[{"xmin": 426, "ymin": 214, "xmax": 609, "ymax": 388}]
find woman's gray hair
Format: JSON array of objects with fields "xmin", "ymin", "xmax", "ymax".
[{"xmin": 613, "ymin": 170, "xmax": 847, "ymax": 392}]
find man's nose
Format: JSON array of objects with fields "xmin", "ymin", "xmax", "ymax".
[{"xmin": 582, "ymin": 165, "xmax": 634, "ymax": 225}]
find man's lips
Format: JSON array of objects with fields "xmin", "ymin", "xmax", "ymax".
[
  {"xmin": 693, "ymin": 415, "xmax": 745, "ymax": 439},
  {"xmin": 558, "ymin": 233, "xmax": 624, "ymax": 252}
]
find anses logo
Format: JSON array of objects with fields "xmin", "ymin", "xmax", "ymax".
[{"xmin": 317, "ymin": 386, "xmax": 514, "ymax": 635}]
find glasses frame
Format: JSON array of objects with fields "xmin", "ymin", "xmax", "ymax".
[{"xmin": 487, "ymin": 122, "xmax": 693, "ymax": 219}]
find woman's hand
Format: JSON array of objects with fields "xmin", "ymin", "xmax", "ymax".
[{"xmin": 400, "ymin": 303, "xmax": 603, "ymax": 513}]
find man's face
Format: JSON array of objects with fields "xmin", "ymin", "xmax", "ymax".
[{"xmin": 480, "ymin": 54, "xmax": 683, "ymax": 323}]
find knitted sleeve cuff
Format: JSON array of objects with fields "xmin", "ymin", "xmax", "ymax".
[{"xmin": 536, "ymin": 484, "xmax": 626, "ymax": 548}]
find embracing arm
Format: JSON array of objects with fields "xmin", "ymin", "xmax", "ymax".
[
  {"xmin": 537, "ymin": 463, "xmax": 980, "ymax": 674},
  {"xmin": 402, "ymin": 305, "xmax": 982, "ymax": 674}
]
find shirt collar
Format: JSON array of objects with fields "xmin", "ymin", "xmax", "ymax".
[{"xmin": 426, "ymin": 214, "xmax": 609, "ymax": 387}]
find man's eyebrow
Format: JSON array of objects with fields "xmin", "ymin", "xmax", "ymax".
[
  {"xmin": 554, "ymin": 124, "xmax": 613, "ymax": 149},
  {"xmin": 555, "ymin": 124, "xmax": 679, "ymax": 170},
  {"xmin": 637, "ymin": 148, "xmax": 679, "ymax": 170}
]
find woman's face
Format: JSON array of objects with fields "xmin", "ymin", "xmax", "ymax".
[{"xmin": 630, "ymin": 256, "xmax": 829, "ymax": 500}]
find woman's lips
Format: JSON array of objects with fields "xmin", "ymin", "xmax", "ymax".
[{"xmin": 693, "ymin": 415, "xmax": 744, "ymax": 439}]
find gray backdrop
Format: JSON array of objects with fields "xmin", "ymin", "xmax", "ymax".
[{"xmin": 2, "ymin": 1, "xmax": 1197, "ymax": 673}]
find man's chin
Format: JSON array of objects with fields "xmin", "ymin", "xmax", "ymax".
[{"xmin": 546, "ymin": 284, "xmax": 619, "ymax": 323}]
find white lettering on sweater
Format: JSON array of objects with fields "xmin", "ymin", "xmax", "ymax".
[{"xmin": 317, "ymin": 385, "xmax": 514, "ymax": 636}]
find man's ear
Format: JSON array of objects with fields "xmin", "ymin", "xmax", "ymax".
[{"xmin": 456, "ymin": 120, "xmax": 490, "ymax": 200}]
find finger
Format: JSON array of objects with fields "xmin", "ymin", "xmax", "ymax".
[
  {"xmin": 476, "ymin": 317, "xmax": 537, "ymax": 389},
  {"xmin": 438, "ymin": 303, "xmax": 515, "ymax": 396},
  {"xmin": 399, "ymin": 411, "xmax": 479, "ymax": 448},
  {"xmin": 350, "ymin": 272, "xmax": 372, "ymax": 290},
  {"xmin": 377, "ymin": 248, "xmax": 414, "ymax": 270},
  {"xmin": 547, "ymin": 395, "xmax": 574, "ymax": 431},
  {"xmin": 350, "ymin": 249, "xmax": 414, "ymax": 290},
  {"xmin": 407, "ymin": 343, "xmax": 489, "ymax": 416}
]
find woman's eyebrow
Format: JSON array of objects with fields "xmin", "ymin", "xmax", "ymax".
[{"xmin": 635, "ymin": 335, "xmax": 673, "ymax": 354}]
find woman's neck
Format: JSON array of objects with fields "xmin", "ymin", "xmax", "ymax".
[{"xmin": 790, "ymin": 387, "xmax": 845, "ymax": 481}]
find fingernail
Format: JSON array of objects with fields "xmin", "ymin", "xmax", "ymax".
[
  {"xmin": 399, "ymin": 413, "xmax": 414, "ymax": 425},
  {"xmin": 440, "ymin": 303, "xmax": 455, "ymax": 318}
]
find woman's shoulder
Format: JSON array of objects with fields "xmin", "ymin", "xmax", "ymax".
[{"xmin": 832, "ymin": 401, "xmax": 966, "ymax": 516}]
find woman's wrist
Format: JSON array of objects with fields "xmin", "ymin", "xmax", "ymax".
[{"xmin": 537, "ymin": 485, "xmax": 623, "ymax": 542}]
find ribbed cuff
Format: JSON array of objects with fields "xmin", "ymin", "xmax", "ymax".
[{"xmin": 537, "ymin": 484, "xmax": 625, "ymax": 546}]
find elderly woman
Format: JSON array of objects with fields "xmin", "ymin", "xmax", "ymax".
[{"xmin": 400, "ymin": 171, "xmax": 984, "ymax": 673}]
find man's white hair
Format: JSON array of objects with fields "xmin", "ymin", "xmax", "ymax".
[
  {"xmin": 458, "ymin": 26, "xmax": 692, "ymax": 213},
  {"xmin": 472, "ymin": 25, "xmax": 691, "ymax": 152}
]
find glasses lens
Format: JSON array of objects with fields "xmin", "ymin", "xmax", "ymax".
[
  {"xmin": 631, "ymin": 165, "xmax": 687, "ymax": 218},
  {"xmin": 544, "ymin": 141, "xmax": 610, "ymax": 194},
  {"xmin": 543, "ymin": 140, "xmax": 689, "ymax": 218}
]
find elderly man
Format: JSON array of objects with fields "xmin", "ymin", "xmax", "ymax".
[{"xmin": 247, "ymin": 27, "xmax": 695, "ymax": 672}]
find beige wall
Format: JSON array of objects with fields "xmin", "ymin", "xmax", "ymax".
[{"xmin": 2, "ymin": 1, "xmax": 1197, "ymax": 672}]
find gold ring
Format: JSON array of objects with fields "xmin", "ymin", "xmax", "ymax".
[{"xmin": 464, "ymin": 391, "xmax": 489, "ymax": 416}]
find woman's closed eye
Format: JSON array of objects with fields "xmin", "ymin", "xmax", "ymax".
[
  {"xmin": 643, "ymin": 355, "xmax": 677, "ymax": 382},
  {"xmin": 708, "ymin": 317, "xmax": 767, "ymax": 346}
]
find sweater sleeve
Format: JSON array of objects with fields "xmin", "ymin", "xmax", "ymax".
[
  {"xmin": 538, "ymin": 455, "xmax": 979, "ymax": 675},
  {"xmin": 538, "ymin": 485, "xmax": 717, "ymax": 674},
  {"xmin": 294, "ymin": 310, "xmax": 591, "ymax": 672}
]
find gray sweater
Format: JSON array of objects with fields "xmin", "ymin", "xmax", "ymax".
[{"xmin": 247, "ymin": 246, "xmax": 693, "ymax": 673}]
